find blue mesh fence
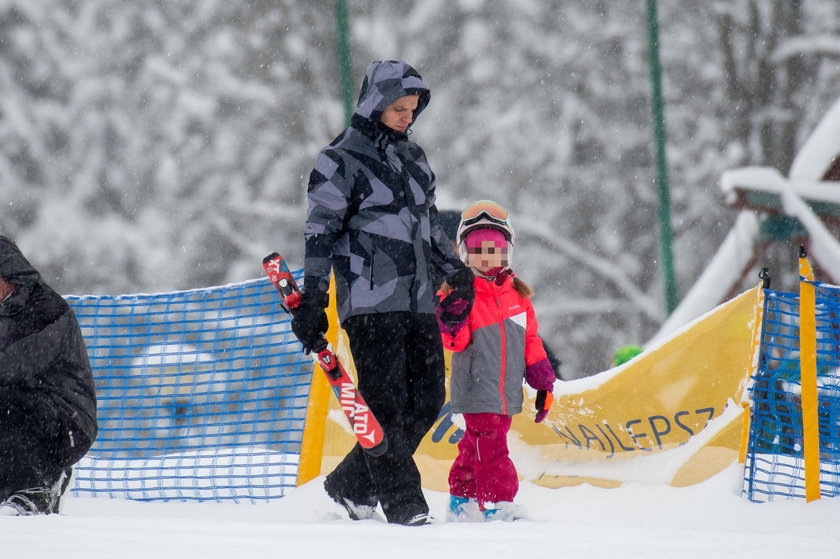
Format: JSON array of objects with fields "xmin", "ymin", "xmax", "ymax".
[
  {"xmin": 743, "ymin": 281, "xmax": 840, "ymax": 502},
  {"xmin": 64, "ymin": 274, "xmax": 312, "ymax": 502}
]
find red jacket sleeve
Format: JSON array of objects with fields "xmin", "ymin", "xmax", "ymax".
[{"xmin": 524, "ymin": 298, "xmax": 548, "ymax": 366}]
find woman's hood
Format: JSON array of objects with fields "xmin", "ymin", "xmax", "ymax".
[
  {"xmin": 353, "ymin": 60, "xmax": 430, "ymax": 125},
  {"xmin": 0, "ymin": 236, "xmax": 42, "ymax": 289}
]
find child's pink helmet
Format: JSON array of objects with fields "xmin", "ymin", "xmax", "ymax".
[{"xmin": 456, "ymin": 200, "xmax": 515, "ymax": 262}]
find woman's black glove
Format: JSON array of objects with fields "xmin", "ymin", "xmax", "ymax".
[
  {"xmin": 440, "ymin": 267, "xmax": 475, "ymax": 326},
  {"xmin": 290, "ymin": 291, "xmax": 329, "ymax": 354}
]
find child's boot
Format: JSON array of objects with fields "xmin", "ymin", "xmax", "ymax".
[
  {"xmin": 447, "ymin": 494, "xmax": 483, "ymax": 522},
  {"xmin": 482, "ymin": 501, "xmax": 528, "ymax": 522}
]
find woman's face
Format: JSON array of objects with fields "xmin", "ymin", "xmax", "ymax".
[
  {"xmin": 0, "ymin": 277, "xmax": 15, "ymax": 300},
  {"xmin": 380, "ymin": 94, "xmax": 419, "ymax": 133}
]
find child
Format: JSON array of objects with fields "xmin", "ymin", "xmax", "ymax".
[{"xmin": 436, "ymin": 200, "xmax": 556, "ymax": 522}]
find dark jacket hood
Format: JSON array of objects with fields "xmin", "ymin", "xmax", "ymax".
[
  {"xmin": 0, "ymin": 236, "xmax": 43, "ymax": 314},
  {"xmin": 0, "ymin": 236, "xmax": 41, "ymax": 288},
  {"xmin": 353, "ymin": 60, "xmax": 430, "ymax": 126}
]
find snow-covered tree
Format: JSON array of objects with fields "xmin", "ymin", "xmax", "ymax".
[{"xmin": 2, "ymin": 0, "xmax": 839, "ymax": 376}]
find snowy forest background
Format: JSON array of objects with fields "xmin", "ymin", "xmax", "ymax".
[{"xmin": 2, "ymin": 0, "xmax": 840, "ymax": 378}]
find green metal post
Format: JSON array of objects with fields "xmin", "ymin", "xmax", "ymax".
[
  {"xmin": 334, "ymin": 0, "xmax": 354, "ymax": 126},
  {"xmin": 646, "ymin": 0, "xmax": 678, "ymax": 314}
]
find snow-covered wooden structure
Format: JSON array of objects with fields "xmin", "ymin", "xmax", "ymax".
[{"xmin": 649, "ymin": 97, "xmax": 840, "ymax": 346}]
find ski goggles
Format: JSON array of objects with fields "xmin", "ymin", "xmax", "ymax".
[
  {"xmin": 464, "ymin": 228, "xmax": 509, "ymax": 252},
  {"xmin": 460, "ymin": 200, "xmax": 510, "ymax": 228}
]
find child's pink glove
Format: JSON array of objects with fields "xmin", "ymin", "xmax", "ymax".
[
  {"xmin": 525, "ymin": 358, "xmax": 555, "ymax": 391},
  {"xmin": 436, "ymin": 296, "xmax": 470, "ymax": 335}
]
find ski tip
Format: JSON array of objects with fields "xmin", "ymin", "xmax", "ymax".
[
  {"xmin": 363, "ymin": 438, "xmax": 388, "ymax": 457},
  {"xmin": 262, "ymin": 252, "xmax": 281, "ymax": 264}
]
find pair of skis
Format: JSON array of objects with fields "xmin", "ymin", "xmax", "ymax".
[{"xmin": 262, "ymin": 252, "xmax": 387, "ymax": 456}]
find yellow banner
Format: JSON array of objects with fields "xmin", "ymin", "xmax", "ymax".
[{"xmin": 308, "ymin": 285, "xmax": 761, "ymax": 491}]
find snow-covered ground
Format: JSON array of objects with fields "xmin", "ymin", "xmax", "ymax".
[{"xmin": 2, "ymin": 464, "xmax": 838, "ymax": 559}]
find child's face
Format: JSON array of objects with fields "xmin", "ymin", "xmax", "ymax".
[{"xmin": 466, "ymin": 240, "xmax": 509, "ymax": 273}]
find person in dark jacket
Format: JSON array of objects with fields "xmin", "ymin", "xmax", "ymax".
[
  {"xmin": 0, "ymin": 236, "xmax": 97, "ymax": 515},
  {"xmin": 291, "ymin": 60, "xmax": 473, "ymax": 526}
]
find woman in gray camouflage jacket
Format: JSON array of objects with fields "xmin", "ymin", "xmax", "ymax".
[{"xmin": 291, "ymin": 59, "xmax": 474, "ymax": 526}]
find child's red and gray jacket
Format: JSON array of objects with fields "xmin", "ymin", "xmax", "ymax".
[{"xmin": 439, "ymin": 274, "xmax": 552, "ymax": 416}]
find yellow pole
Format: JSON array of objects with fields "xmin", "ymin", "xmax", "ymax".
[
  {"xmin": 739, "ymin": 279, "xmax": 766, "ymax": 464},
  {"xmin": 738, "ymin": 401, "xmax": 751, "ymax": 464},
  {"xmin": 295, "ymin": 275, "xmax": 340, "ymax": 486},
  {"xmin": 798, "ymin": 249, "xmax": 821, "ymax": 502}
]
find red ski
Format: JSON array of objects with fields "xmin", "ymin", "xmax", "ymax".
[{"xmin": 263, "ymin": 252, "xmax": 387, "ymax": 456}]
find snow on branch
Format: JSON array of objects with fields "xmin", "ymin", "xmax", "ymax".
[
  {"xmin": 721, "ymin": 166, "xmax": 840, "ymax": 207},
  {"xmin": 515, "ymin": 220, "xmax": 664, "ymax": 322},
  {"xmin": 790, "ymin": 95, "xmax": 840, "ymax": 181},
  {"xmin": 771, "ymin": 35, "xmax": 840, "ymax": 64}
]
